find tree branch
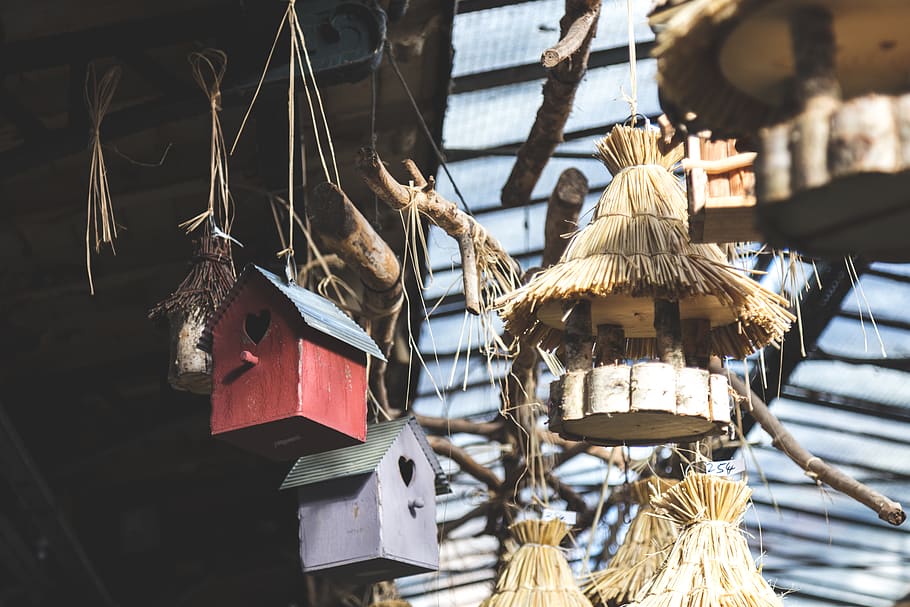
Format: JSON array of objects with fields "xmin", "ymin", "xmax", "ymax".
[
  {"xmin": 543, "ymin": 168, "xmax": 588, "ymax": 267},
  {"xmin": 309, "ymin": 182, "xmax": 403, "ymax": 413},
  {"xmin": 541, "ymin": 9, "xmax": 599, "ymax": 68},
  {"xmin": 427, "ymin": 435, "xmax": 503, "ymax": 491},
  {"xmin": 501, "ymin": 0, "xmax": 600, "ymax": 207},
  {"xmin": 415, "ymin": 414, "xmax": 504, "ymax": 437},
  {"xmin": 709, "ymin": 357, "xmax": 906, "ymax": 526},
  {"xmin": 356, "ymin": 147, "xmax": 520, "ymax": 313}
]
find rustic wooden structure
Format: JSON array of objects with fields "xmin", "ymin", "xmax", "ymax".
[
  {"xmin": 498, "ymin": 126, "xmax": 791, "ymax": 445},
  {"xmin": 280, "ymin": 417, "xmax": 449, "ymax": 581},
  {"xmin": 653, "ymin": 0, "xmax": 910, "ymax": 259},
  {"xmin": 684, "ymin": 134, "xmax": 759, "ymax": 243},
  {"xmin": 200, "ymin": 264, "xmax": 385, "ymax": 460}
]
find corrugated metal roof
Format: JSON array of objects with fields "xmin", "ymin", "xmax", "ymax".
[
  {"xmin": 200, "ymin": 264, "xmax": 385, "ymax": 360},
  {"xmin": 280, "ymin": 417, "xmax": 450, "ymax": 494}
]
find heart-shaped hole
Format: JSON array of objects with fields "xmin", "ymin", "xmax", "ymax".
[
  {"xmin": 244, "ymin": 310, "xmax": 271, "ymax": 344},
  {"xmin": 398, "ymin": 456, "xmax": 415, "ymax": 486}
]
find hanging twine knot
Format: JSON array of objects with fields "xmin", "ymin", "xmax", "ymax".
[{"xmin": 804, "ymin": 456, "xmax": 822, "ymax": 483}]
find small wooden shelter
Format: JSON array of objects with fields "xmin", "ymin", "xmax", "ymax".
[
  {"xmin": 201, "ymin": 264, "xmax": 385, "ymax": 461},
  {"xmin": 280, "ymin": 417, "xmax": 450, "ymax": 582}
]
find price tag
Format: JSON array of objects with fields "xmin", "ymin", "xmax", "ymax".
[
  {"xmin": 541, "ymin": 509, "xmax": 577, "ymax": 525},
  {"xmin": 702, "ymin": 459, "xmax": 745, "ymax": 477}
]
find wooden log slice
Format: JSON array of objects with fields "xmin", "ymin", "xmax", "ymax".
[
  {"xmin": 757, "ymin": 92, "xmax": 910, "ymax": 261},
  {"xmin": 168, "ymin": 309, "xmax": 212, "ymax": 394},
  {"xmin": 559, "ymin": 362, "xmax": 729, "ymax": 446}
]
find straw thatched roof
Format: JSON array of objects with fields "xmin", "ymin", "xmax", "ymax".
[{"xmin": 496, "ymin": 126, "xmax": 793, "ymax": 358}]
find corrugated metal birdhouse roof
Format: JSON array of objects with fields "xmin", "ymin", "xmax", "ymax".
[
  {"xmin": 199, "ymin": 264, "xmax": 385, "ymax": 360},
  {"xmin": 280, "ymin": 417, "xmax": 450, "ymax": 494}
]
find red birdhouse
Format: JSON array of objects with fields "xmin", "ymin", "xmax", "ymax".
[{"xmin": 199, "ymin": 264, "xmax": 385, "ymax": 461}]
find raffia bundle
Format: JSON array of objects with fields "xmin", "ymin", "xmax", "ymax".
[
  {"xmin": 480, "ymin": 519, "xmax": 592, "ymax": 607},
  {"xmin": 369, "ymin": 601, "xmax": 410, "ymax": 607},
  {"xmin": 583, "ymin": 478, "xmax": 679, "ymax": 607},
  {"xmin": 496, "ymin": 126, "xmax": 793, "ymax": 358},
  {"xmin": 628, "ymin": 473, "xmax": 783, "ymax": 607}
]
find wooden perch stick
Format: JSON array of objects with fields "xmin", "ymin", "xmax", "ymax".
[
  {"xmin": 709, "ymin": 357, "xmax": 906, "ymax": 526},
  {"xmin": 309, "ymin": 182, "xmax": 403, "ymax": 412},
  {"xmin": 682, "ymin": 152, "xmax": 757, "ymax": 174},
  {"xmin": 541, "ymin": 8, "xmax": 599, "ymax": 68},
  {"xmin": 427, "ymin": 435, "xmax": 503, "ymax": 491},
  {"xmin": 357, "ymin": 148, "xmax": 520, "ymax": 312},
  {"xmin": 501, "ymin": 0, "xmax": 600, "ymax": 207}
]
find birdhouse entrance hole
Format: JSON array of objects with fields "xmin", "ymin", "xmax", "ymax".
[
  {"xmin": 398, "ymin": 456, "xmax": 415, "ymax": 486},
  {"xmin": 244, "ymin": 310, "xmax": 271, "ymax": 344}
]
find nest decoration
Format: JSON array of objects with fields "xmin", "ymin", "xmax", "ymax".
[
  {"xmin": 584, "ymin": 478, "xmax": 679, "ymax": 607},
  {"xmin": 653, "ymin": 1, "xmax": 910, "ymax": 260},
  {"xmin": 480, "ymin": 519, "xmax": 592, "ymax": 607},
  {"xmin": 496, "ymin": 126, "xmax": 793, "ymax": 359},
  {"xmin": 148, "ymin": 227, "xmax": 235, "ymax": 393},
  {"xmin": 627, "ymin": 473, "xmax": 783, "ymax": 607}
]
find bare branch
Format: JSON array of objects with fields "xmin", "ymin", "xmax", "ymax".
[
  {"xmin": 415, "ymin": 414, "xmax": 504, "ymax": 437},
  {"xmin": 709, "ymin": 357, "xmax": 906, "ymax": 526},
  {"xmin": 501, "ymin": 0, "xmax": 600, "ymax": 207},
  {"xmin": 427, "ymin": 435, "xmax": 503, "ymax": 491},
  {"xmin": 543, "ymin": 168, "xmax": 588, "ymax": 267},
  {"xmin": 541, "ymin": 9, "xmax": 599, "ymax": 68}
]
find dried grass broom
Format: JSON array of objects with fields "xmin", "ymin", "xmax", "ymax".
[
  {"xmin": 480, "ymin": 519, "xmax": 592, "ymax": 607},
  {"xmin": 627, "ymin": 473, "xmax": 783, "ymax": 607},
  {"xmin": 583, "ymin": 478, "xmax": 678, "ymax": 607},
  {"xmin": 148, "ymin": 50, "xmax": 236, "ymax": 394},
  {"xmin": 84, "ymin": 64, "xmax": 122, "ymax": 295},
  {"xmin": 496, "ymin": 126, "xmax": 793, "ymax": 359}
]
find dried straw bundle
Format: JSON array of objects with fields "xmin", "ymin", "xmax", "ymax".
[
  {"xmin": 583, "ymin": 478, "xmax": 679, "ymax": 607},
  {"xmin": 480, "ymin": 519, "xmax": 592, "ymax": 607},
  {"xmin": 496, "ymin": 126, "xmax": 792, "ymax": 358},
  {"xmin": 369, "ymin": 601, "xmax": 410, "ymax": 607},
  {"xmin": 628, "ymin": 473, "xmax": 782, "ymax": 607}
]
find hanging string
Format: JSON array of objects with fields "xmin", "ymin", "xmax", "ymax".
[
  {"xmin": 384, "ymin": 43, "xmax": 474, "ymax": 216},
  {"xmin": 181, "ymin": 49, "xmax": 233, "ymax": 234},
  {"xmin": 84, "ymin": 64, "xmax": 122, "ymax": 295},
  {"xmin": 229, "ymin": 0, "xmax": 341, "ymax": 278},
  {"xmin": 370, "ymin": 66, "xmax": 380, "ymax": 227},
  {"xmin": 623, "ymin": 0, "xmax": 639, "ymax": 120}
]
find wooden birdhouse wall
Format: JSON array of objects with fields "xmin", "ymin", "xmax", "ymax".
[
  {"xmin": 209, "ymin": 273, "xmax": 368, "ymax": 460},
  {"xmin": 211, "ymin": 283, "xmax": 301, "ymax": 435},
  {"xmin": 376, "ymin": 428, "xmax": 439, "ymax": 570}
]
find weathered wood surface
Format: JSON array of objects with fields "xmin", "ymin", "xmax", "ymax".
[
  {"xmin": 167, "ymin": 309, "xmax": 212, "ymax": 394},
  {"xmin": 543, "ymin": 168, "xmax": 588, "ymax": 268}
]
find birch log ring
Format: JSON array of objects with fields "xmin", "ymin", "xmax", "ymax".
[
  {"xmin": 167, "ymin": 309, "xmax": 212, "ymax": 394},
  {"xmin": 557, "ymin": 362, "xmax": 730, "ymax": 445},
  {"xmin": 757, "ymin": 92, "xmax": 910, "ymax": 261}
]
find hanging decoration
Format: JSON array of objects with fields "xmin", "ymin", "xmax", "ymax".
[
  {"xmin": 583, "ymin": 478, "xmax": 678, "ymax": 607},
  {"xmin": 84, "ymin": 64, "xmax": 122, "ymax": 295},
  {"xmin": 149, "ymin": 49, "xmax": 236, "ymax": 394},
  {"xmin": 231, "ymin": 0, "xmax": 340, "ymax": 282},
  {"xmin": 500, "ymin": 126, "xmax": 793, "ymax": 445},
  {"xmin": 627, "ymin": 472, "xmax": 783, "ymax": 607},
  {"xmin": 652, "ymin": 0, "xmax": 910, "ymax": 261},
  {"xmin": 683, "ymin": 134, "xmax": 759, "ymax": 244},
  {"xmin": 479, "ymin": 518, "xmax": 592, "ymax": 607}
]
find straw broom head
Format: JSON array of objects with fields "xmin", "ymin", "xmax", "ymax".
[
  {"xmin": 496, "ymin": 125, "xmax": 793, "ymax": 358},
  {"xmin": 480, "ymin": 519, "xmax": 593, "ymax": 607},
  {"xmin": 627, "ymin": 473, "xmax": 783, "ymax": 607},
  {"xmin": 583, "ymin": 479, "xmax": 679, "ymax": 607}
]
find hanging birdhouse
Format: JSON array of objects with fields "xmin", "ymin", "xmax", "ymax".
[
  {"xmin": 199, "ymin": 264, "xmax": 385, "ymax": 461},
  {"xmin": 684, "ymin": 134, "xmax": 760, "ymax": 244},
  {"xmin": 279, "ymin": 417, "xmax": 450, "ymax": 582},
  {"xmin": 498, "ymin": 126, "xmax": 792, "ymax": 446},
  {"xmin": 627, "ymin": 473, "xmax": 783, "ymax": 607},
  {"xmin": 653, "ymin": 0, "xmax": 910, "ymax": 261},
  {"xmin": 584, "ymin": 478, "xmax": 678, "ymax": 607}
]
